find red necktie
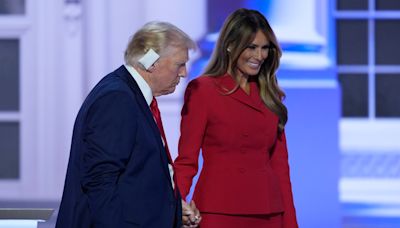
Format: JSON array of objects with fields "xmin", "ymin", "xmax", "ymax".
[
  {"xmin": 150, "ymin": 97, "xmax": 173, "ymax": 164},
  {"xmin": 150, "ymin": 98, "xmax": 179, "ymax": 196}
]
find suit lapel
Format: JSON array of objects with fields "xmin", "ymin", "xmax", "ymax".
[
  {"xmin": 216, "ymin": 74, "xmax": 264, "ymax": 112},
  {"xmin": 115, "ymin": 66, "xmax": 173, "ymax": 181}
]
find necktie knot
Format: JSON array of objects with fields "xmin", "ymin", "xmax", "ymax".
[
  {"xmin": 150, "ymin": 98, "xmax": 160, "ymax": 122},
  {"xmin": 150, "ymin": 97, "xmax": 156, "ymax": 108},
  {"xmin": 150, "ymin": 97, "xmax": 157, "ymax": 109}
]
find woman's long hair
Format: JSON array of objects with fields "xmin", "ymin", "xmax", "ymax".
[{"xmin": 203, "ymin": 8, "xmax": 287, "ymax": 132}]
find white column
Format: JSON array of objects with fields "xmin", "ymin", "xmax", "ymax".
[
  {"xmin": 53, "ymin": 1, "xmax": 85, "ymax": 198},
  {"xmin": 33, "ymin": 0, "xmax": 66, "ymax": 200},
  {"xmin": 268, "ymin": 0, "xmax": 324, "ymax": 44},
  {"xmin": 82, "ymin": 0, "xmax": 111, "ymax": 92},
  {"xmin": 33, "ymin": 0, "xmax": 85, "ymax": 199}
]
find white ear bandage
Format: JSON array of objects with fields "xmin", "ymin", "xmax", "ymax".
[{"xmin": 138, "ymin": 49, "xmax": 160, "ymax": 70}]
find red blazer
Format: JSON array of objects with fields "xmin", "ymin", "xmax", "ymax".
[{"xmin": 174, "ymin": 74, "xmax": 298, "ymax": 227}]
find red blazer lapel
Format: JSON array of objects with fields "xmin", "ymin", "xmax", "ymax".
[{"xmin": 215, "ymin": 74, "xmax": 264, "ymax": 112}]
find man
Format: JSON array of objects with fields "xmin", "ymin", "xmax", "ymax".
[{"xmin": 56, "ymin": 21, "xmax": 200, "ymax": 228}]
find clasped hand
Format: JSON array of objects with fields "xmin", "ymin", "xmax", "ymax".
[{"xmin": 182, "ymin": 200, "xmax": 201, "ymax": 228}]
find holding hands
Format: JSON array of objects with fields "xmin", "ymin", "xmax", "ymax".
[{"xmin": 182, "ymin": 200, "xmax": 201, "ymax": 228}]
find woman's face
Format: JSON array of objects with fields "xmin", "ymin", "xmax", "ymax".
[{"xmin": 235, "ymin": 30, "xmax": 270, "ymax": 77}]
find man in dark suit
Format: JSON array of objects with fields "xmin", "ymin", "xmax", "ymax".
[{"xmin": 56, "ymin": 21, "xmax": 200, "ymax": 228}]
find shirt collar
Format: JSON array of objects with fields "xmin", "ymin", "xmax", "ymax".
[{"xmin": 124, "ymin": 64, "xmax": 153, "ymax": 106}]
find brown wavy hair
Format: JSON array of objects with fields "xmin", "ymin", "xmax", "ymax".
[{"xmin": 203, "ymin": 8, "xmax": 287, "ymax": 132}]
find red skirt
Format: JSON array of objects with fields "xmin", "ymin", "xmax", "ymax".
[{"xmin": 199, "ymin": 212, "xmax": 283, "ymax": 228}]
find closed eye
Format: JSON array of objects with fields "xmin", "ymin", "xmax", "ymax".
[
  {"xmin": 247, "ymin": 44, "xmax": 272, "ymax": 50},
  {"xmin": 263, "ymin": 44, "xmax": 272, "ymax": 50}
]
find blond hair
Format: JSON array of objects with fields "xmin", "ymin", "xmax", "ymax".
[{"xmin": 124, "ymin": 21, "xmax": 196, "ymax": 69}]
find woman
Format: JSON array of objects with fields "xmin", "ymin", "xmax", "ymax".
[{"xmin": 174, "ymin": 8, "xmax": 298, "ymax": 228}]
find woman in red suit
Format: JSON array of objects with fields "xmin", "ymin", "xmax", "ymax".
[{"xmin": 174, "ymin": 8, "xmax": 298, "ymax": 228}]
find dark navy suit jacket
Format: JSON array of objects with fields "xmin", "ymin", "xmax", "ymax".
[{"xmin": 56, "ymin": 65, "xmax": 181, "ymax": 228}]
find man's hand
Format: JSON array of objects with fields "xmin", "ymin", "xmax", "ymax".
[{"xmin": 182, "ymin": 200, "xmax": 201, "ymax": 228}]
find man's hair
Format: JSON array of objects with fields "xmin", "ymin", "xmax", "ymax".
[{"xmin": 124, "ymin": 21, "xmax": 196, "ymax": 68}]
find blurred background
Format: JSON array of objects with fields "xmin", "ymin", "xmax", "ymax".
[{"xmin": 0, "ymin": 0, "xmax": 399, "ymax": 227}]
